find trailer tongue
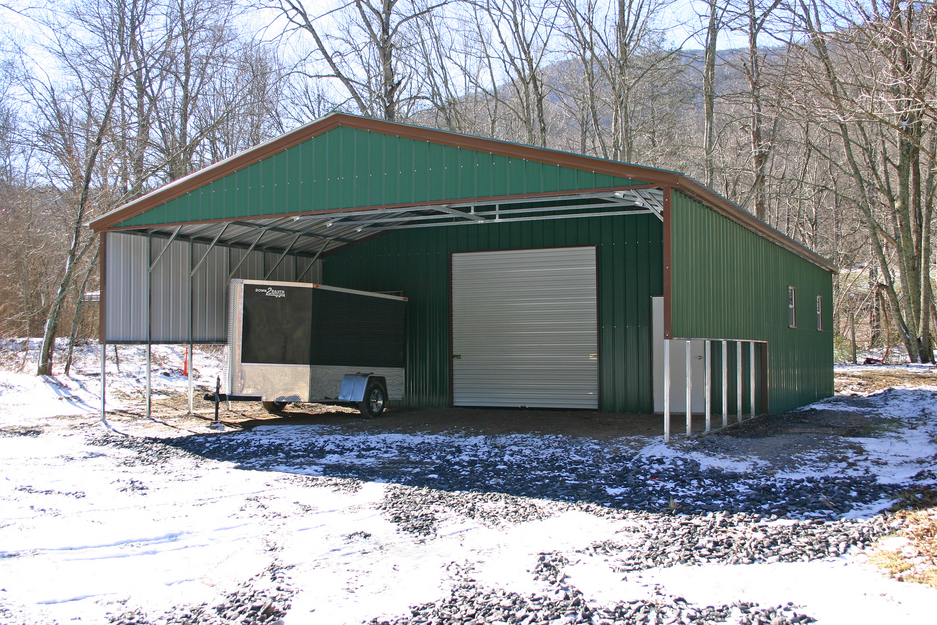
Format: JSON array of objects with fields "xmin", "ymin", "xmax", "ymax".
[{"xmin": 210, "ymin": 280, "xmax": 406, "ymax": 418}]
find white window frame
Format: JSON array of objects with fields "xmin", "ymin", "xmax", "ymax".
[
  {"xmin": 788, "ymin": 286, "xmax": 797, "ymax": 328},
  {"xmin": 816, "ymin": 295, "xmax": 823, "ymax": 331}
]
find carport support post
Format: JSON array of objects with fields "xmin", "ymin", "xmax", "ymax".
[
  {"xmin": 146, "ymin": 344, "xmax": 151, "ymax": 418},
  {"xmin": 704, "ymin": 340, "xmax": 711, "ymax": 433},
  {"xmin": 100, "ymin": 342, "xmax": 106, "ymax": 423},
  {"xmin": 750, "ymin": 342, "xmax": 756, "ymax": 418},
  {"xmin": 188, "ymin": 344, "xmax": 194, "ymax": 414},
  {"xmin": 188, "ymin": 238, "xmax": 194, "ymax": 415},
  {"xmin": 146, "ymin": 235, "xmax": 152, "ymax": 420},
  {"xmin": 663, "ymin": 339, "xmax": 671, "ymax": 442},
  {"xmin": 685, "ymin": 340, "xmax": 692, "ymax": 437},
  {"xmin": 737, "ymin": 341, "xmax": 743, "ymax": 422},
  {"xmin": 722, "ymin": 340, "xmax": 728, "ymax": 428}
]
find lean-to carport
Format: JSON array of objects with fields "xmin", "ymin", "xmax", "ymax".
[{"xmin": 90, "ymin": 112, "xmax": 837, "ymax": 440}]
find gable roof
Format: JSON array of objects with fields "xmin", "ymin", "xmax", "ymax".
[{"xmin": 89, "ymin": 112, "xmax": 836, "ymax": 272}]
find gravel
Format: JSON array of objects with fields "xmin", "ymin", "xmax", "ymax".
[
  {"xmin": 165, "ymin": 428, "xmax": 895, "ymax": 520},
  {"xmin": 76, "ymin": 407, "xmax": 923, "ymax": 624},
  {"xmin": 368, "ymin": 552, "xmax": 819, "ymax": 625},
  {"xmin": 108, "ymin": 563, "xmax": 294, "ymax": 625},
  {"xmin": 580, "ymin": 511, "xmax": 897, "ymax": 569}
]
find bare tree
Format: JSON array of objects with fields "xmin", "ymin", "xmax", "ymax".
[
  {"xmin": 466, "ymin": 0, "xmax": 558, "ymax": 147},
  {"xmin": 272, "ymin": 0, "xmax": 444, "ymax": 121},
  {"xmin": 151, "ymin": 0, "xmax": 242, "ymax": 179},
  {"xmin": 197, "ymin": 42, "xmax": 289, "ymax": 162},
  {"xmin": 719, "ymin": 0, "xmax": 784, "ymax": 220},
  {"xmin": 557, "ymin": 0, "xmax": 612, "ymax": 157},
  {"xmin": 699, "ymin": 0, "xmax": 726, "ymax": 188},
  {"xmin": 790, "ymin": 0, "xmax": 936, "ymax": 362},
  {"xmin": 27, "ymin": 0, "xmax": 129, "ymax": 375},
  {"xmin": 563, "ymin": 0, "xmax": 682, "ymax": 162}
]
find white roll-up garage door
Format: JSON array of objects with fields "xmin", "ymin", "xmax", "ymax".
[{"xmin": 451, "ymin": 247, "xmax": 598, "ymax": 408}]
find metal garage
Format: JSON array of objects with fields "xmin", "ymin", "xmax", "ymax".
[{"xmin": 89, "ymin": 112, "xmax": 837, "ymax": 439}]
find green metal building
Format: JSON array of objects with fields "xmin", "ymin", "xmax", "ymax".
[{"xmin": 90, "ymin": 113, "xmax": 836, "ymax": 430}]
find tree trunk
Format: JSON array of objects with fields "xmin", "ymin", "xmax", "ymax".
[
  {"xmin": 64, "ymin": 244, "xmax": 100, "ymax": 376},
  {"xmin": 37, "ymin": 236, "xmax": 96, "ymax": 375},
  {"xmin": 703, "ymin": 0, "xmax": 720, "ymax": 188}
]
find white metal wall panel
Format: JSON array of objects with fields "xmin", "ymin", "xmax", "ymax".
[
  {"xmin": 192, "ymin": 242, "xmax": 229, "ymax": 342},
  {"xmin": 652, "ymin": 298, "xmax": 706, "ymax": 412},
  {"xmin": 452, "ymin": 247, "xmax": 598, "ymax": 409},
  {"xmin": 103, "ymin": 233, "xmax": 321, "ymax": 344},
  {"xmin": 104, "ymin": 232, "xmax": 148, "ymax": 342},
  {"xmin": 150, "ymin": 238, "xmax": 191, "ymax": 342}
]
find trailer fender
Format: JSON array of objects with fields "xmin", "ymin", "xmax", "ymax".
[{"xmin": 339, "ymin": 374, "xmax": 386, "ymax": 403}]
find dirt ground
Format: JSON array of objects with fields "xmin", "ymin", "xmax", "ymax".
[
  {"xmin": 96, "ymin": 365, "xmax": 937, "ymax": 442},
  {"xmin": 836, "ymin": 366, "xmax": 937, "ymax": 395}
]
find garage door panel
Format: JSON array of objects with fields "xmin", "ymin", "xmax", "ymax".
[{"xmin": 452, "ymin": 247, "xmax": 598, "ymax": 409}]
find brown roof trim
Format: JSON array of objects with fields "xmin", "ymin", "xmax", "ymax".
[{"xmin": 89, "ymin": 112, "xmax": 836, "ymax": 273}]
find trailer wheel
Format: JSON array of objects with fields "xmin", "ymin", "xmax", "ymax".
[
  {"xmin": 359, "ymin": 382, "xmax": 386, "ymax": 418},
  {"xmin": 262, "ymin": 401, "xmax": 288, "ymax": 414}
]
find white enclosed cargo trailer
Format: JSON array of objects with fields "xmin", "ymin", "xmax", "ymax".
[{"xmin": 220, "ymin": 279, "xmax": 407, "ymax": 417}]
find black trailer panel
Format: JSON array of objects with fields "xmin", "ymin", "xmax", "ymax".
[
  {"xmin": 241, "ymin": 284, "xmax": 312, "ymax": 365},
  {"xmin": 227, "ymin": 280, "xmax": 407, "ymax": 411},
  {"xmin": 310, "ymin": 288, "xmax": 406, "ymax": 368}
]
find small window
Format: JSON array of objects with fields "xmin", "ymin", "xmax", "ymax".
[
  {"xmin": 816, "ymin": 295, "xmax": 823, "ymax": 331},
  {"xmin": 788, "ymin": 286, "xmax": 796, "ymax": 328}
]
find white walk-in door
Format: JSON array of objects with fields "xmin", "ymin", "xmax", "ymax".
[{"xmin": 451, "ymin": 247, "xmax": 598, "ymax": 408}]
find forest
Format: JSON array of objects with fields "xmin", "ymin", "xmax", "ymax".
[{"xmin": 0, "ymin": 0, "xmax": 934, "ymax": 374}]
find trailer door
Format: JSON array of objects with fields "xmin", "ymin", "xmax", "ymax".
[{"xmin": 451, "ymin": 247, "xmax": 598, "ymax": 409}]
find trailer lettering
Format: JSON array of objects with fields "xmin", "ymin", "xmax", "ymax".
[{"xmin": 255, "ymin": 287, "xmax": 286, "ymax": 298}]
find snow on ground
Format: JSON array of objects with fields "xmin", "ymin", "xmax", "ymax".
[
  {"xmin": 0, "ymin": 342, "xmax": 936, "ymax": 624},
  {"xmin": 0, "ymin": 338, "xmax": 225, "ymax": 419}
]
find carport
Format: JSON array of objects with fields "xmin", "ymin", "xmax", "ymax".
[{"xmin": 89, "ymin": 112, "xmax": 837, "ymax": 440}]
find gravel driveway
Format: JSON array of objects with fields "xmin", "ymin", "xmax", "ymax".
[{"xmin": 1, "ymin": 386, "xmax": 935, "ymax": 625}]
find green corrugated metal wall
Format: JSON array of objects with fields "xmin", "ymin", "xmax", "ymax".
[
  {"xmin": 116, "ymin": 125, "xmax": 646, "ymax": 228},
  {"xmin": 670, "ymin": 191, "xmax": 834, "ymax": 413},
  {"xmin": 324, "ymin": 215, "xmax": 663, "ymax": 412}
]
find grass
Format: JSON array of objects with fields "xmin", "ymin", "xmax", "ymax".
[{"xmin": 869, "ymin": 486, "xmax": 937, "ymax": 588}]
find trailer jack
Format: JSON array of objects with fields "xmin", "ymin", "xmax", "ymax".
[{"xmin": 204, "ymin": 376, "xmax": 262, "ymax": 430}]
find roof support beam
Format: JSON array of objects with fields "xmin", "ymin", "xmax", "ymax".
[
  {"xmin": 228, "ymin": 228, "xmax": 270, "ymax": 280},
  {"xmin": 385, "ymin": 209, "xmax": 656, "ymax": 230},
  {"xmin": 297, "ymin": 239, "xmax": 331, "ymax": 282},
  {"xmin": 148, "ymin": 226, "xmax": 182, "ymax": 272},
  {"xmin": 190, "ymin": 223, "xmax": 229, "ymax": 277},
  {"xmin": 434, "ymin": 206, "xmax": 484, "ymax": 222},
  {"xmin": 230, "ymin": 219, "xmax": 356, "ymax": 245},
  {"xmin": 265, "ymin": 233, "xmax": 302, "ymax": 279}
]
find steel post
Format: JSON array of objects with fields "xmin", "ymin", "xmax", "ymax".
[
  {"xmin": 722, "ymin": 340, "xmax": 728, "ymax": 428},
  {"xmin": 188, "ymin": 344, "xmax": 194, "ymax": 414},
  {"xmin": 705, "ymin": 340, "xmax": 711, "ymax": 432},
  {"xmin": 100, "ymin": 342, "xmax": 106, "ymax": 424},
  {"xmin": 664, "ymin": 339, "xmax": 671, "ymax": 442},
  {"xmin": 737, "ymin": 341, "xmax": 743, "ymax": 422},
  {"xmin": 686, "ymin": 340, "xmax": 692, "ymax": 437},
  {"xmin": 750, "ymin": 341, "xmax": 756, "ymax": 417},
  {"xmin": 146, "ymin": 343, "xmax": 151, "ymax": 418}
]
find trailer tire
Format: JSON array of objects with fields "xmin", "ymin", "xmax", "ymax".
[
  {"xmin": 262, "ymin": 401, "xmax": 288, "ymax": 414},
  {"xmin": 359, "ymin": 382, "xmax": 386, "ymax": 418}
]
